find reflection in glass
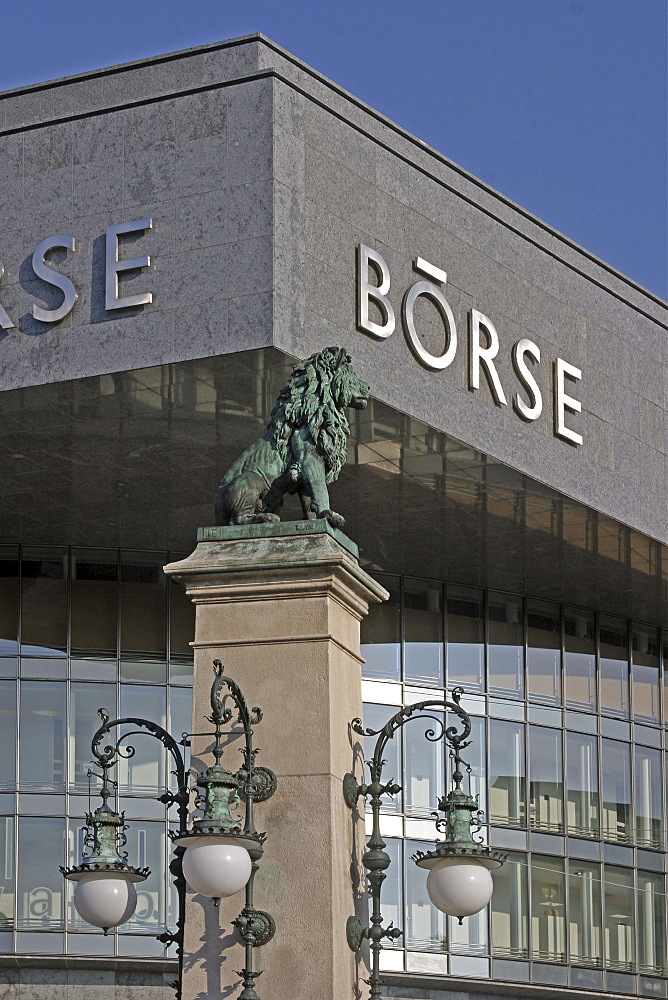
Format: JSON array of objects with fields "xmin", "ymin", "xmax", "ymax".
[
  {"xmin": 120, "ymin": 551, "xmax": 166, "ymax": 657},
  {"xmin": 19, "ymin": 681, "xmax": 66, "ymax": 791},
  {"xmin": 118, "ymin": 686, "xmax": 167, "ymax": 794},
  {"xmin": 599, "ymin": 615, "xmax": 629, "ymax": 719},
  {"xmin": 564, "ymin": 607, "xmax": 595, "ymax": 711},
  {"xmin": 566, "ymin": 732, "xmax": 599, "ymax": 838},
  {"xmin": 69, "ymin": 683, "xmax": 116, "ymax": 790},
  {"xmin": 0, "ymin": 548, "xmax": 18, "ymax": 655},
  {"xmin": 17, "ymin": 817, "xmax": 65, "ymax": 929},
  {"xmin": 406, "ymin": 839, "xmax": 445, "ymax": 950},
  {"xmin": 447, "ymin": 586, "xmax": 484, "ymax": 692},
  {"xmin": 491, "ymin": 851, "xmax": 528, "ymax": 958},
  {"xmin": 71, "ymin": 549, "xmax": 117, "ymax": 655},
  {"xmin": 169, "ymin": 575, "xmax": 195, "ymax": 658},
  {"xmin": 405, "ymin": 711, "xmax": 443, "ymax": 817},
  {"xmin": 632, "ymin": 625, "xmax": 660, "ymax": 723},
  {"xmin": 20, "ymin": 548, "xmax": 68, "ymax": 655},
  {"xmin": 360, "ymin": 574, "xmax": 400, "ymax": 681},
  {"xmin": 363, "ymin": 703, "xmax": 401, "ymax": 813},
  {"xmin": 404, "ymin": 578, "xmax": 443, "ymax": 686},
  {"xmin": 123, "ymin": 820, "xmax": 165, "ymax": 934},
  {"xmin": 568, "ymin": 861, "xmax": 601, "ymax": 966},
  {"xmin": 458, "ymin": 715, "xmax": 486, "ymax": 819},
  {"xmin": 489, "ymin": 719, "xmax": 525, "ymax": 827},
  {"xmin": 0, "ymin": 680, "xmax": 16, "ymax": 790},
  {"xmin": 531, "ymin": 855, "xmax": 565, "ymax": 962},
  {"xmin": 529, "ymin": 726, "xmax": 563, "ymax": 833},
  {"xmin": 601, "ymin": 739, "xmax": 632, "ymax": 844},
  {"xmin": 527, "ymin": 600, "xmax": 561, "ymax": 705},
  {"xmin": 634, "ymin": 746, "xmax": 664, "ymax": 850},
  {"xmin": 604, "ymin": 865, "xmax": 634, "ymax": 971},
  {"xmin": 488, "ymin": 592, "xmax": 523, "ymax": 698},
  {"xmin": 638, "ymin": 871, "xmax": 666, "ymax": 975},
  {"xmin": 0, "ymin": 817, "xmax": 13, "ymax": 928}
]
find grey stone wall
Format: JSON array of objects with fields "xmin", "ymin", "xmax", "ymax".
[
  {"xmin": 0, "ymin": 967, "xmax": 174, "ymax": 999},
  {"xmin": 0, "ymin": 33, "xmax": 665, "ymax": 541}
]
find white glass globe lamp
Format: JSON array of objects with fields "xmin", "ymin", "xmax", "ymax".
[{"xmin": 179, "ymin": 835, "xmax": 253, "ymax": 899}]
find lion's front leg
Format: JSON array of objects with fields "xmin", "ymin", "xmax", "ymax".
[{"xmin": 298, "ymin": 454, "xmax": 346, "ymax": 530}]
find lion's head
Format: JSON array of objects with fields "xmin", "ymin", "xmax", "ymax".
[{"xmin": 268, "ymin": 347, "xmax": 370, "ymax": 484}]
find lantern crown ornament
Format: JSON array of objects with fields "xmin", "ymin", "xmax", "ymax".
[
  {"xmin": 61, "ymin": 661, "xmax": 276, "ymax": 1000},
  {"xmin": 344, "ymin": 687, "xmax": 505, "ymax": 999}
]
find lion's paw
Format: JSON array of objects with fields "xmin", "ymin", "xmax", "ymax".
[
  {"xmin": 320, "ymin": 510, "xmax": 346, "ymax": 530},
  {"xmin": 252, "ymin": 513, "xmax": 280, "ymax": 524}
]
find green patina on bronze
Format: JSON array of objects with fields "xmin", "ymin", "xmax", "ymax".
[{"xmin": 214, "ymin": 346, "xmax": 369, "ymax": 530}]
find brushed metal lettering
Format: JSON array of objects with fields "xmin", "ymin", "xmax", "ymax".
[
  {"xmin": 0, "ymin": 263, "xmax": 15, "ymax": 330},
  {"xmin": 31, "ymin": 235, "xmax": 77, "ymax": 323},
  {"xmin": 357, "ymin": 244, "xmax": 395, "ymax": 339},
  {"xmin": 512, "ymin": 338, "xmax": 542, "ymax": 421},
  {"xmin": 554, "ymin": 358, "xmax": 583, "ymax": 445},
  {"xmin": 106, "ymin": 219, "xmax": 153, "ymax": 311},
  {"xmin": 468, "ymin": 309, "xmax": 507, "ymax": 406},
  {"xmin": 402, "ymin": 259, "xmax": 457, "ymax": 370}
]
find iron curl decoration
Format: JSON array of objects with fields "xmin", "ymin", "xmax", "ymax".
[{"xmin": 345, "ymin": 691, "xmax": 490, "ymax": 1000}]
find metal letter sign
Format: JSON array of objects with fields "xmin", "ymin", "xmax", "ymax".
[{"xmin": 356, "ymin": 243, "xmax": 584, "ymax": 446}]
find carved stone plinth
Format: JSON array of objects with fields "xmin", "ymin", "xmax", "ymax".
[{"xmin": 164, "ymin": 521, "xmax": 387, "ymax": 1000}]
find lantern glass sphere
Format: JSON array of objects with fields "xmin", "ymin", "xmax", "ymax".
[
  {"xmin": 72, "ymin": 872, "xmax": 138, "ymax": 930},
  {"xmin": 425, "ymin": 857, "xmax": 494, "ymax": 918},
  {"xmin": 181, "ymin": 836, "xmax": 252, "ymax": 899}
]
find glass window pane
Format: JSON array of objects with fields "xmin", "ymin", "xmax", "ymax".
[
  {"xmin": 16, "ymin": 816, "xmax": 65, "ymax": 929},
  {"xmin": 488, "ymin": 592, "xmax": 523, "ymax": 699},
  {"xmin": 601, "ymin": 739, "xmax": 632, "ymax": 844},
  {"xmin": 405, "ymin": 710, "xmax": 443, "ymax": 817},
  {"xmin": 69, "ymin": 683, "xmax": 116, "ymax": 791},
  {"xmin": 0, "ymin": 547, "xmax": 18, "ymax": 655},
  {"xmin": 71, "ymin": 549, "xmax": 118, "ymax": 655},
  {"xmin": 362, "ymin": 703, "xmax": 401, "ymax": 813},
  {"xmin": 169, "ymin": 576, "xmax": 195, "ymax": 658},
  {"xmin": 169, "ymin": 686, "xmax": 192, "ymax": 776},
  {"xmin": 19, "ymin": 681, "xmax": 66, "ymax": 791},
  {"xmin": 405, "ymin": 839, "xmax": 445, "ymax": 951},
  {"xmin": 604, "ymin": 865, "xmax": 634, "ymax": 971},
  {"xmin": 20, "ymin": 548, "xmax": 68, "ymax": 656},
  {"xmin": 447, "ymin": 585, "xmax": 484, "ymax": 692},
  {"xmin": 634, "ymin": 746, "xmax": 664, "ymax": 850},
  {"xmin": 599, "ymin": 615, "xmax": 629, "ymax": 719},
  {"xmin": 120, "ymin": 552, "xmax": 166, "ymax": 657},
  {"xmin": 529, "ymin": 726, "xmax": 563, "ymax": 833},
  {"xmin": 491, "ymin": 851, "xmax": 528, "ymax": 959},
  {"xmin": 404, "ymin": 578, "xmax": 443, "ymax": 686},
  {"xmin": 638, "ymin": 871, "xmax": 666, "ymax": 975},
  {"xmin": 121, "ymin": 820, "xmax": 165, "ymax": 934},
  {"xmin": 118, "ymin": 686, "xmax": 167, "ymax": 794},
  {"xmin": 564, "ymin": 608, "xmax": 595, "ymax": 711},
  {"xmin": 0, "ymin": 680, "xmax": 16, "ymax": 790},
  {"xmin": 0, "ymin": 817, "xmax": 14, "ymax": 929},
  {"xmin": 360, "ymin": 574, "xmax": 400, "ymax": 681},
  {"xmin": 489, "ymin": 719, "xmax": 526, "ymax": 827},
  {"xmin": 527, "ymin": 600, "xmax": 561, "ymax": 705},
  {"xmin": 568, "ymin": 860, "xmax": 601, "ymax": 966},
  {"xmin": 531, "ymin": 855, "xmax": 566, "ymax": 962},
  {"xmin": 455, "ymin": 714, "xmax": 487, "ymax": 820},
  {"xmin": 566, "ymin": 732, "xmax": 599, "ymax": 838},
  {"xmin": 632, "ymin": 625, "xmax": 660, "ymax": 724}
]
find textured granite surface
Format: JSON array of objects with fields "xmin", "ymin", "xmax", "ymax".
[{"xmin": 0, "ymin": 34, "xmax": 665, "ymax": 543}]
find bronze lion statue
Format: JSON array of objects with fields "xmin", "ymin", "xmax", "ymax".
[{"xmin": 214, "ymin": 346, "xmax": 369, "ymax": 529}]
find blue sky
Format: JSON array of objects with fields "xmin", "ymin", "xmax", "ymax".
[{"xmin": 2, "ymin": 0, "xmax": 666, "ymax": 298}]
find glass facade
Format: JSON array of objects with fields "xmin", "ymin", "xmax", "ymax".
[
  {"xmin": 361, "ymin": 574, "xmax": 667, "ymax": 995},
  {"xmin": 0, "ymin": 546, "xmax": 193, "ymax": 958}
]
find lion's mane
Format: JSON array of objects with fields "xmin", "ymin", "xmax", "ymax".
[{"xmin": 267, "ymin": 348, "xmax": 355, "ymax": 484}]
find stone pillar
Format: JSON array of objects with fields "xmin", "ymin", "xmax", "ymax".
[{"xmin": 164, "ymin": 521, "xmax": 387, "ymax": 1000}]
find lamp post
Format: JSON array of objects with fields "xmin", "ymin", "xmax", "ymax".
[
  {"xmin": 61, "ymin": 660, "xmax": 276, "ymax": 1000},
  {"xmin": 344, "ymin": 687, "xmax": 505, "ymax": 998}
]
